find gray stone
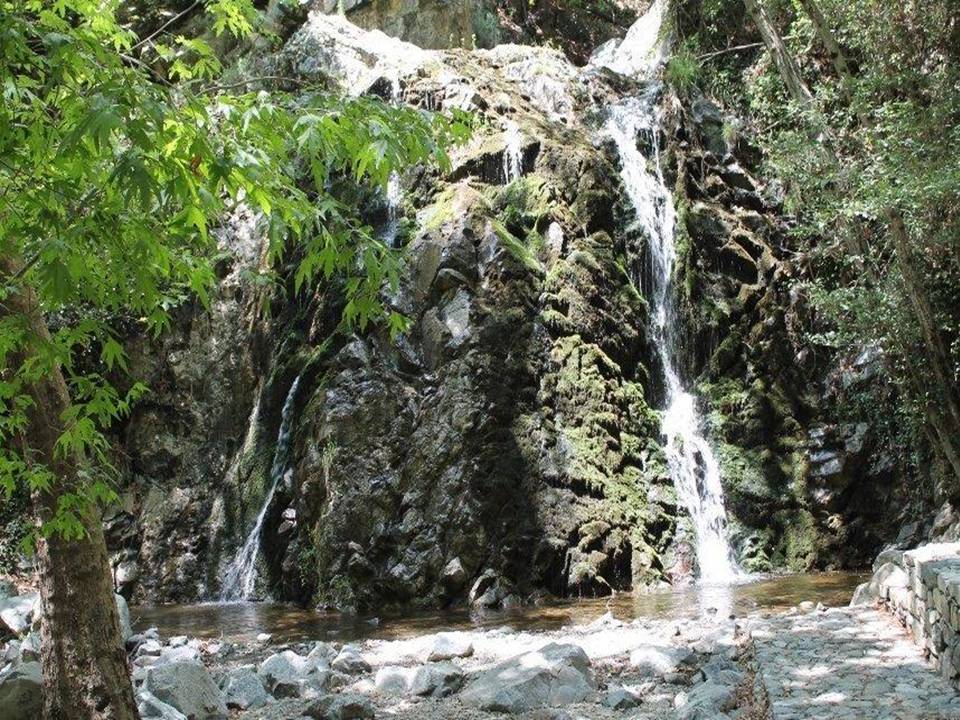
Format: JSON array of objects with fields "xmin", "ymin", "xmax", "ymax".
[
  {"xmin": 603, "ymin": 686, "xmax": 640, "ymax": 709},
  {"xmin": 410, "ymin": 662, "xmax": 464, "ymax": 697},
  {"xmin": 259, "ymin": 649, "xmax": 312, "ymax": 696},
  {"xmin": 461, "ymin": 642, "xmax": 596, "ymax": 712},
  {"xmin": 629, "ymin": 644, "xmax": 696, "ymax": 677},
  {"xmin": 221, "ymin": 666, "xmax": 270, "ymax": 710},
  {"xmin": 137, "ymin": 690, "xmax": 188, "ymax": 720},
  {"xmin": 0, "ymin": 661, "xmax": 42, "ymax": 720},
  {"xmin": 676, "ymin": 681, "xmax": 735, "ymax": 720},
  {"xmin": 426, "ymin": 631, "xmax": 474, "ymax": 661},
  {"xmin": 373, "ymin": 665, "xmax": 415, "ymax": 695},
  {"xmin": 155, "ymin": 645, "xmax": 202, "ymax": 666},
  {"xmin": 144, "ymin": 662, "xmax": 228, "ymax": 720},
  {"xmin": 331, "ymin": 645, "xmax": 370, "ymax": 674},
  {"xmin": 0, "ymin": 594, "xmax": 37, "ymax": 636},
  {"xmin": 115, "ymin": 593, "xmax": 132, "ymax": 642},
  {"xmin": 305, "ymin": 692, "xmax": 375, "ymax": 720}
]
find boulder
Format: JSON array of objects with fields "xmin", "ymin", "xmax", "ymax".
[
  {"xmin": 0, "ymin": 594, "xmax": 37, "ymax": 636},
  {"xmin": 221, "ymin": 666, "xmax": 270, "ymax": 710},
  {"xmin": 305, "ymin": 693, "xmax": 376, "ymax": 720},
  {"xmin": 115, "ymin": 594, "xmax": 132, "ymax": 642},
  {"xmin": 675, "ymin": 681, "xmax": 736, "ymax": 720},
  {"xmin": 259, "ymin": 650, "xmax": 312, "ymax": 697},
  {"xmin": 410, "ymin": 662, "xmax": 464, "ymax": 697},
  {"xmin": 373, "ymin": 665, "xmax": 415, "ymax": 695},
  {"xmin": 426, "ymin": 632, "xmax": 474, "ymax": 661},
  {"xmin": 629, "ymin": 644, "xmax": 696, "ymax": 677},
  {"xmin": 331, "ymin": 645, "xmax": 370, "ymax": 674},
  {"xmin": 137, "ymin": 691, "xmax": 188, "ymax": 720},
  {"xmin": 0, "ymin": 661, "xmax": 42, "ymax": 720},
  {"xmin": 603, "ymin": 686, "xmax": 640, "ymax": 709},
  {"xmin": 144, "ymin": 662, "xmax": 228, "ymax": 720},
  {"xmin": 461, "ymin": 643, "xmax": 596, "ymax": 712},
  {"xmin": 155, "ymin": 645, "xmax": 202, "ymax": 666},
  {"xmin": 850, "ymin": 562, "xmax": 909, "ymax": 606}
]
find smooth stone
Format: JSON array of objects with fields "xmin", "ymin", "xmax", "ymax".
[
  {"xmin": 144, "ymin": 662, "xmax": 228, "ymax": 720},
  {"xmin": 137, "ymin": 690, "xmax": 188, "ymax": 720},
  {"xmin": 304, "ymin": 693, "xmax": 375, "ymax": 720},
  {"xmin": 410, "ymin": 662, "xmax": 464, "ymax": 697},
  {"xmin": 221, "ymin": 666, "xmax": 270, "ymax": 710},
  {"xmin": 629, "ymin": 644, "xmax": 696, "ymax": 677},
  {"xmin": 331, "ymin": 645, "xmax": 370, "ymax": 674},
  {"xmin": 461, "ymin": 642, "xmax": 596, "ymax": 712},
  {"xmin": 603, "ymin": 686, "xmax": 641, "ymax": 709},
  {"xmin": 426, "ymin": 631, "xmax": 474, "ymax": 661}
]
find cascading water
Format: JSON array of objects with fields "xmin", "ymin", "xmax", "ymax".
[
  {"xmin": 382, "ymin": 74, "xmax": 403, "ymax": 248},
  {"xmin": 502, "ymin": 118, "xmax": 524, "ymax": 183},
  {"xmin": 603, "ymin": 0, "xmax": 739, "ymax": 584},
  {"xmin": 221, "ymin": 376, "xmax": 302, "ymax": 601}
]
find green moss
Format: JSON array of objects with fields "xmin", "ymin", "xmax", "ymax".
[{"xmin": 491, "ymin": 219, "xmax": 543, "ymax": 273}]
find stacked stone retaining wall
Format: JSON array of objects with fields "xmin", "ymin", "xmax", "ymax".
[{"xmin": 852, "ymin": 542, "xmax": 960, "ymax": 684}]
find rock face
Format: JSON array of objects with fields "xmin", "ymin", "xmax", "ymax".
[
  {"xmin": 98, "ymin": 6, "xmax": 910, "ymax": 608},
  {"xmin": 461, "ymin": 643, "xmax": 596, "ymax": 712}
]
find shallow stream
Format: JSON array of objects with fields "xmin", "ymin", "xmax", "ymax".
[{"xmin": 132, "ymin": 571, "xmax": 866, "ymax": 644}]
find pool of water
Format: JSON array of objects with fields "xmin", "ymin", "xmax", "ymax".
[{"xmin": 132, "ymin": 571, "xmax": 867, "ymax": 645}]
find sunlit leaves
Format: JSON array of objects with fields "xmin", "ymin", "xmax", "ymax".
[{"xmin": 0, "ymin": 0, "xmax": 469, "ymax": 540}]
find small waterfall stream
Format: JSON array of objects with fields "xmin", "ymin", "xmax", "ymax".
[
  {"xmin": 221, "ymin": 376, "xmax": 302, "ymax": 601},
  {"xmin": 502, "ymin": 118, "xmax": 524, "ymax": 183},
  {"xmin": 602, "ymin": 0, "xmax": 739, "ymax": 584}
]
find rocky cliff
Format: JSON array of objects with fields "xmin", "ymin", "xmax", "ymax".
[{"xmin": 93, "ymin": 2, "xmax": 919, "ymax": 610}]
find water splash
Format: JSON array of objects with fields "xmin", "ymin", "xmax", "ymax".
[
  {"xmin": 502, "ymin": 118, "xmax": 524, "ymax": 183},
  {"xmin": 591, "ymin": 0, "xmax": 670, "ymax": 78},
  {"xmin": 221, "ymin": 376, "xmax": 302, "ymax": 601},
  {"xmin": 604, "ymin": 1, "xmax": 739, "ymax": 585},
  {"xmin": 382, "ymin": 75, "xmax": 403, "ymax": 248}
]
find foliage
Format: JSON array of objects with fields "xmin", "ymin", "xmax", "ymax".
[
  {"xmin": 680, "ymin": 0, "xmax": 960, "ymax": 487},
  {"xmin": 0, "ymin": 0, "xmax": 468, "ymax": 542}
]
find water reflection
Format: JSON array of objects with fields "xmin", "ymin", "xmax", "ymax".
[{"xmin": 132, "ymin": 571, "xmax": 867, "ymax": 645}]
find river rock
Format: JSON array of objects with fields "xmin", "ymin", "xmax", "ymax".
[
  {"xmin": 674, "ymin": 681, "xmax": 736, "ymax": 720},
  {"xmin": 461, "ymin": 642, "xmax": 596, "ymax": 712},
  {"xmin": 373, "ymin": 665, "xmax": 415, "ymax": 695},
  {"xmin": 410, "ymin": 662, "xmax": 464, "ymax": 697},
  {"xmin": 0, "ymin": 661, "xmax": 42, "ymax": 720},
  {"xmin": 259, "ymin": 650, "xmax": 313, "ymax": 697},
  {"xmin": 603, "ymin": 686, "xmax": 641, "ymax": 709},
  {"xmin": 629, "ymin": 644, "xmax": 696, "ymax": 677},
  {"xmin": 115, "ymin": 593, "xmax": 132, "ymax": 642},
  {"xmin": 331, "ymin": 645, "xmax": 370, "ymax": 674},
  {"xmin": 850, "ymin": 562, "xmax": 909, "ymax": 606},
  {"xmin": 305, "ymin": 693, "xmax": 375, "ymax": 720},
  {"xmin": 137, "ymin": 690, "xmax": 188, "ymax": 720},
  {"xmin": 221, "ymin": 666, "xmax": 270, "ymax": 710},
  {"xmin": 144, "ymin": 662, "xmax": 228, "ymax": 720},
  {"xmin": 155, "ymin": 645, "xmax": 202, "ymax": 666},
  {"xmin": 0, "ymin": 594, "xmax": 37, "ymax": 636},
  {"xmin": 426, "ymin": 631, "xmax": 474, "ymax": 661}
]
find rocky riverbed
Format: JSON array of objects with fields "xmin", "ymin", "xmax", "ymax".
[{"xmin": 4, "ymin": 573, "xmax": 960, "ymax": 719}]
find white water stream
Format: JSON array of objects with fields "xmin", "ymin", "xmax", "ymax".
[
  {"xmin": 603, "ymin": 0, "xmax": 739, "ymax": 584},
  {"xmin": 221, "ymin": 376, "xmax": 302, "ymax": 600},
  {"xmin": 502, "ymin": 118, "xmax": 524, "ymax": 183}
]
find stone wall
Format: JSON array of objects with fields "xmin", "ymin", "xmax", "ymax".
[{"xmin": 852, "ymin": 543, "xmax": 960, "ymax": 684}]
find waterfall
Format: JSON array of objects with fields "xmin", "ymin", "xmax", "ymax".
[
  {"xmin": 221, "ymin": 376, "xmax": 302, "ymax": 601},
  {"xmin": 502, "ymin": 118, "xmax": 524, "ymax": 183},
  {"xmin": 604, "ymin": 1, "xmax": 739, "ymax": 585},
  {"xmin": 382, "ymin": 75, "xmax": 403, "ymax": 248}
]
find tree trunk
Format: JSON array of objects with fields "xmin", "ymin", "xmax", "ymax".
[
  {"xmin": 743, "ymin": 0, "xmax": 816, "ymax": 110},
  {"xmin": 795, "ymin": 0, "xmax": 854, "ymax": 92},
  {"xmin": 0, "ymin": 256, "xmax": 138, "ymax": 720}
]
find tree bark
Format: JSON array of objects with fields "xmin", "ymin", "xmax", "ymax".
[
  {"xmin": 743, "ymin": 0, "xmax": 816, "ymax": 110},
  {"xmin": 0, "ymin": 256, "xmax": 138, "ymax": 720},
  {"xmin": 795, "ymin": 0, "xmax": 854, "ymax": 91}
]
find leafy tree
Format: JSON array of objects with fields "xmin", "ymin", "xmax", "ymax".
[{"xmin": 0, "ymin": 0, "xmax": 467, "ymax": 716}]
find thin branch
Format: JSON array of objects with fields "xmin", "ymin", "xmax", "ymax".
[
  {"xmin": 199, "ymin": 76, "xmax": 310, "ymax": 94},
  {"xmin": 130, "ymin": 1, "xmax": 202, "ymax": 52},
  {"xmin": 697, "ymin": 43, "xmax": 764, "ymax": 63}
]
